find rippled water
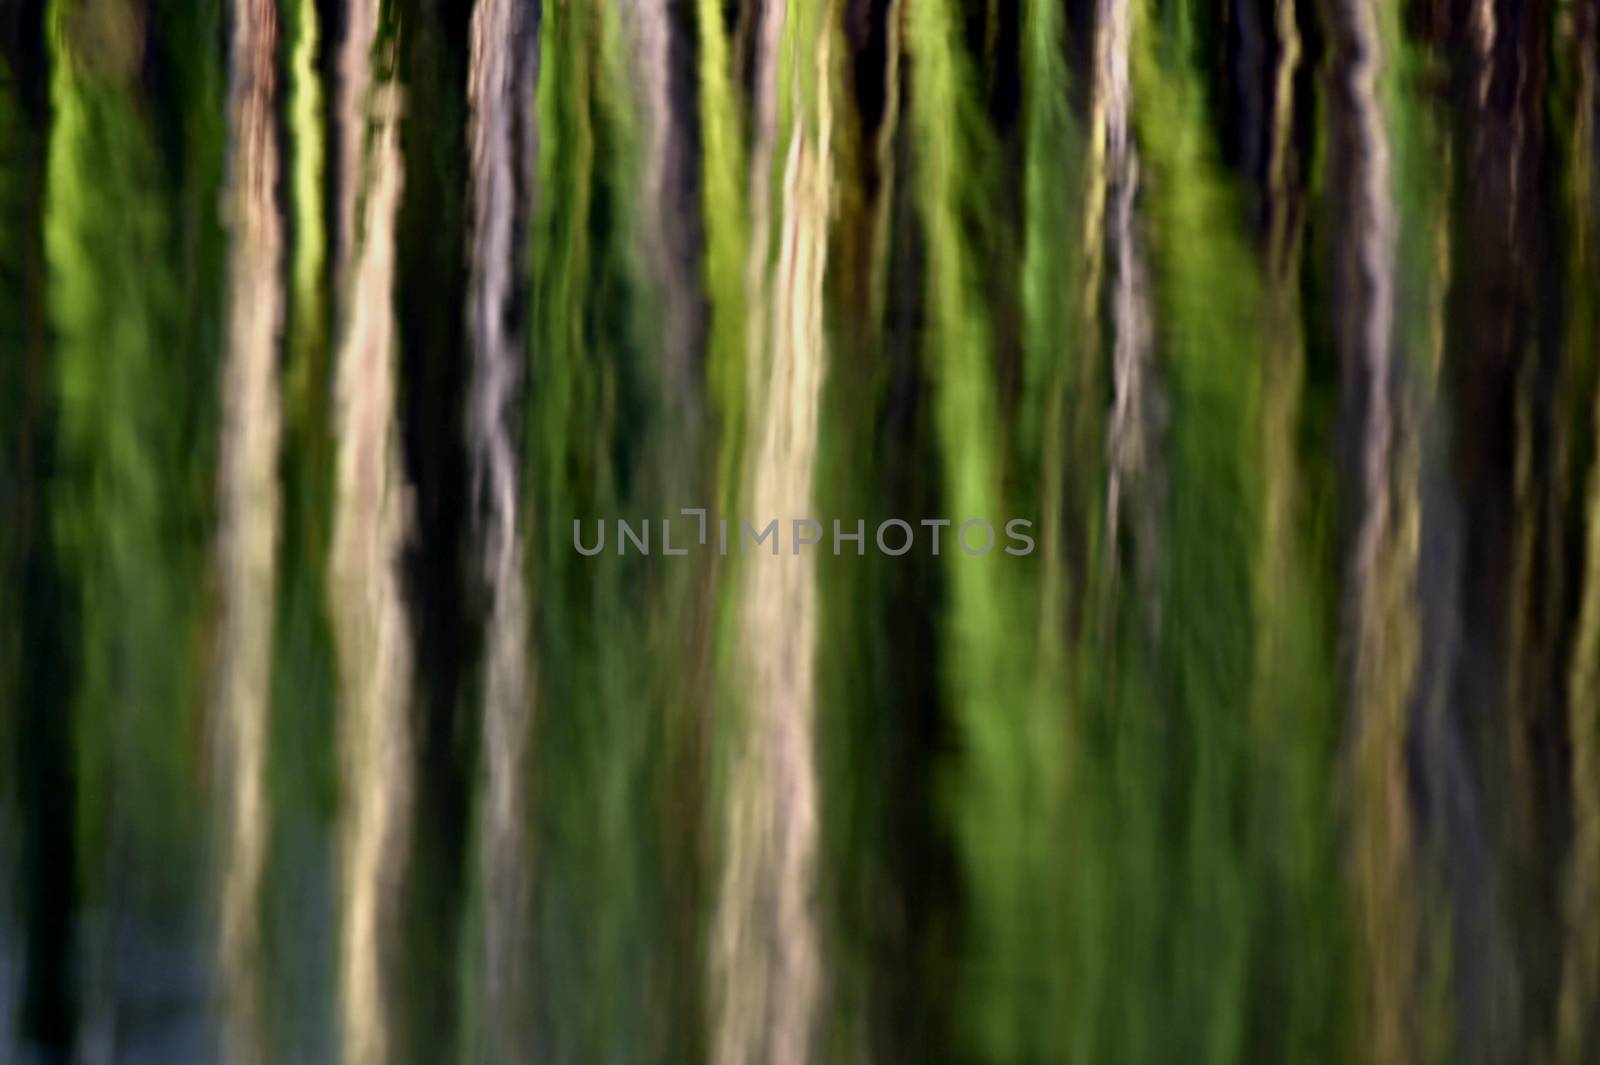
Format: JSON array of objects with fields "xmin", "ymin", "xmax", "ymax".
[{"xmin": 3, "ymin": 0, "xmax": 1600, "ymax": 1062}]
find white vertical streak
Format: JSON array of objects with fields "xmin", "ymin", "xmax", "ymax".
[
  {"xmin": 330, "ymin": 51, "xmax": 411, "ymax": 1065},
  {"xmin": 216, "ymin": 1, "xmax": 283, "ymax": 1062},
  {"xmin": 468, "ymin": 0, "xmax": 536, "ymax": 1056},
  {"xmin": 1101, "ymin": 0, "xmax": 1153, "ymax": 566},
  {"xmin": 713, "ymin": 7, "xmax": 832, "ymax": 1064}
]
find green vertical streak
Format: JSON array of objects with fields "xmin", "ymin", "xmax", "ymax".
[
  {"xmin": 1558, "ymin": 3, "xmax": 1600, "ymax": 1057},
  {"xmin": 275, "ymin": 0, "xmax": 336, "ymax": 822},
  {"xmin": 697, "ymin": 0, "xmax": 749, "ymax": 515},
  {"xmin": 1382, "ymin": 12, "xmax": 1442, "ymax": 382},
  {"xmin": 1251, "ymin": 4, "xmax": 1353, "ymax": 1060},
  {"xmin": 695, "ymin": 12, "xmax": 750, "ymax": 982},
  {"xmin": 530, "ymin": 2, "xmax": 597, "ymax": 1055},
  {"xmin": 44, "ymin": 0, "xmax": 225, "ymax": 906},
  {"xmin": 1017, "ymin": 0, "xmax": 1090, "ymax": 1056},
  {"xmin": 5, "ymin": 17, "xmax": 84, "ymax": 1046},
  {"xmin": 1019, "ymin": 0, "xmax": 1080, "ymax": 508},
  {"xmin": 289, "ymin": 0, "xmax": 326, "ymax": 358},
  {"xmin": 262, "ymin": 0, "xmax": 339, "ymax": 1057},
  {"xmin": 531, "ymin": 0, "xmax": 667, "ymax": 1058},
  {"xmin": 906, "ymin": 0, "xmax": 1066, "ymax": 1059},
  {"xmin": 1246, "ymin": 6, "xmax": 1350, "ymax": 1059},
  {"xmin": 814, "ymin": 8, "xmax": 885, "ymax": 1060},
  {"xmin": 1129, "ymin": 1, "xmax": 1268, "ymax": 1060}
]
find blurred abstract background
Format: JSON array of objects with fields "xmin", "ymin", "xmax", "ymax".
[{"xmin": 2, "ymin": 0, "xmax": 1600, "ymax": 1062}]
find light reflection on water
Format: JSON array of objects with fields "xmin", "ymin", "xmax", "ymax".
[{"xmin": 4, "ymin": 0, "xmax": 1600, "ymax": 1062}]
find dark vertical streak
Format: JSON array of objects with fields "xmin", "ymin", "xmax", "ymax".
[
  {"xmin": 393, "ymin": 2, "xmax": 476, "ymax": 1061},
  {"xmin": 5, "ymin": 6, "xmax": 77, "ymax": 1052},
  {"xmin": 1436, "ymin": 0, "xmax": 1562, "ymax": 1054}
]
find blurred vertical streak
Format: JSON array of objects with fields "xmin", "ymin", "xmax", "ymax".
[
  {"xmin": 694, "ymin": 2, "xmax": 748, "ymax": 1051},
  {"xmin": 1247, "ymin": 0, "xmax": 1347, "ymax": 1057},
  {"xmin": 712, "ymin": 2, "xmax": 835, "ymax": 1062},
  {"xmin": 820, "ymin": 0, "xmax": 956, "ymax": 1057},
  {"xmin": 1559, "ymin": 2, "xmax": 1600, "ymax": 1059},
  {"xmin": 907, "ymin": 0, "xmax": 1064, "ymax": 1056},
  {"xmin": 1330, "ymin": 0, "xmax": 1421, "ymax": 1060},
  {"xmin": 1129, "ymin": 1, "xmax": 1278, "ymax": 1055},
  {"xmin": 3, "ymin": 0, "xmax": 78, "ymax": 1055},
  {"xmin": 337, "ymin": 0, "xmax": 379, "ymax": 286},
  {"xmin": 1038, "ymin": 0, "xmax": 1101, "ymax": 643},
  {"xmin": 529, "ymin": 5, "xmax": 602, "ymax": 1054},
  {"xmin": 1101, "ymin": 0, "xmax": 1157, "ymax": 599},
  {"xmin": 329, "ymin": 7, "xmax": 410, "ymax": 1058},
  {"xmin": 1336, "ymin": 0, "xmax": 1397, "ymax": 631},
  {"xmin": 215, "ymin": 0, "xmax": 283, "ymax": 1062},
  {"xmin": 1493, "ymin": 0, "xmax": 1567, "ymax": 1040},
  {"xmin": 710, "ymin": 0, "xmax": 785, "ymax": 1052},
  {"xmin": 390, "ymin": 1, "xmax": 474, "ymax": 1056},
  {"xmin": 289, "ymin": 0, "xmax": 325, "ymax": 362},
  {"xmin": 531, "ymin": 0, "xmax": 671, "ymax": 1053},
  {"xmin": 263, "ymin": 0, "xmax": 340, "ymax": 1056},
  {"xmin": 467, "ymin": 0, "xmax": 537, "ymax": 1056},
  {"xmin": 627, "ymin": 0, "xmax": 720, "ymax": 1057},
  {"xmin": 1422, "ymin": 0, "xmax": 1561, "ymax": 1051},
  {"xmin": 45, "ymin": 0, "xmax": 228, "ymax": 1056},
  {"xmin": 742, "ymin": 0, "xmax": 786, "ymax": 436},
  {"xmin": 697, "ymin": 0, "xmax": 750, "ymax": 510},
  {"xmin": 1255, "ymin": 0, "xmax": 1303, "ymax": 623},
  {"xmin": 1018, "ymin": 0, "xmax": 1084, "ymax": 1056},
  {"xmin": 1412, "ymin": 118, "xmax": 1455, "ymax": 1064},
  {"xmin": 864, "ymin": 0, "xmax": 902, "ymax": 344},
  {"xmin": 634, "ymin": 0, "xmax": 704, "ymax": 422}
]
